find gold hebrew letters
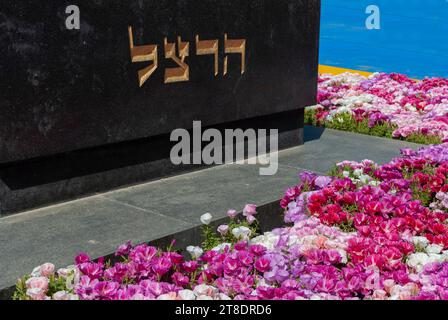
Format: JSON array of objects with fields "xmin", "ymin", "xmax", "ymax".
[
  {"xmin": 164, "ymin": 37, "xmax": 190, "ymax": 83},
  {"xmin": 195, "ymin": 35, "xmax": 219, "ymax": 76},
  {"xmin": 128, "ymin": 28, "xmax": 247, "ymax": 86},
  {"xmin": 128, "ymin": 26, "xmax": 158, "ymax": 87},
  {"xmin": 223, "ymin": 33, "xmax": 246, "ymax": 75}
]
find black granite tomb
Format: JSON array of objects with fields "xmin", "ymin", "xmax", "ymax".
[{"xmin": 0, "ymin": 0, "xmax": 320, "ymax": 214}]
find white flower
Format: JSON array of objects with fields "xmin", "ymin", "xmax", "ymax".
[
  {"xmin": 193, "ymin": 284, "xmax": 219, "ymax": 297},
  {"xmin": 232, "ymin": 226, "xmax": 252, "ymax": 240},
  {"xmin": 31, "ymin": 266, "xmax": 42, "ymax": 277},
  {"xmin": 359, "ymin": 174, "xmax": 371, "ymax": 184},
  {"xmin": 52, "ymin": 291, "xmax": 78, "ymax": 300},
  {"xmin": 442, "ymin": 250, "xmax": 448, "ymax": 259},
  {"xmin": 200, "ymin": 213, "xmax": 213, "ymax": 225},
  {"xmin": 186, "ymin": 246, "xmax": 203, "ymax": 259},
  {"xmin": 407, "ymin": 253, "xmax": 430, "ymax": 272},
  {"xmin": 342, "ymin": 171, "xmax": 350, "ymax": 178},
  {"xmin": 178, "ymin": 289, "xmax": 196, "ymax": 300},
  {"xmin": 353, "ymin": 169, "xmax": 363, "ymax": 177},
  {"xmin": 157, "ymin": 292, "xmax": 178, "ymax": 300},
  {"xmin": 426, "ymin": 244, "xmax": 443, "ymax": 254},
  {"xmin": 337, "ymin": 249, "xmax": 348, "ymax": 264},
  {"xmin": 251, "ymin": 232, "xmax": 280, "ymax": 250},
  {"xmin": 428, "ymin": 253, "xmax": 444, "ymax": 263},
  {"xmin": 212, "ymin": 243, "xmax": 231, "ymax": 252},
  {"xmin": 216, "ymin": 293, "xmax": 231, "ymax": 300},
  {"xmin": 197, "ymin": 295, "xmax": 213, "ymax": 300},
  {"xmin": 412, "ymin": 236, "xmax": 429, "ymax": 249}
]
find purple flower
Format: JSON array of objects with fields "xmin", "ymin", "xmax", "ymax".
[
  {"xmin": 299, "ymin": 171, "xmax": 317, "ymax": 184},
  {"xmin": 314, "ymin": 176, "xmax": 332, "ymax": 189}
]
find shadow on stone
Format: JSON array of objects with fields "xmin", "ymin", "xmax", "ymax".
[{"xmin": 304, "ymin": 125, "xmax": 325, "ymax": 143}]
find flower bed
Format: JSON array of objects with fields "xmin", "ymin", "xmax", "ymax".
[
  {"xmin": 306, "ymin": 72, "xmax": 448, "ymax": 144},
  {"xmin": 13, "ymin": 143, "xmax": 448, "ymax": 300}
]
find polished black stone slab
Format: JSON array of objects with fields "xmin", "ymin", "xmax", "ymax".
[{"xmin": 0, "ymin": 0, "xmax": 320, "ymax": 213}]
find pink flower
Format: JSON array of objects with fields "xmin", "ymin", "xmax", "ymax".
[
  {"xmin": 93, "ymin": 281, "xmax": 120, "ymax": 300},
  {"xmin": 243, "ymin": 204, "xmax": 257, "ymax": 217},
  {"xmin": 39, "ymin": 263, "xmax": 55, "ymax": 277},
  {"xmin": 217, "ymin": 225, "xmax": 229, "ymax": 236},
  {"xmin": 26, "ymin": 288, "xmax": 47, "ymax": 300},
  {"xmin": 115, "ymin": 240, "xmax": 132, "ymax": 257},
  {"xmin": 246, "ymin": 215, "xmax": 257, "ymax": 225},
  {"xmin": 25, "ymin": 277, "xmax": 49, "ymax": 300},
  {"xmin": 227, "ymin": 209, "xmax": 238, "ymax": 219},
  {"xmin": 129, "ymin": 245, "xmax": 158, "ymax": 263},
  {"xmin": 26, "ymin": 276, "xmax": 49, "ymax": 291}
]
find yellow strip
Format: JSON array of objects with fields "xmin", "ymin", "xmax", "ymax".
[
  {"xmin": 318, "ymin": 65, "xmax": 419, "ymax": 81},
  {"xmin": 318, "ymin": 65, "xmax": 373, "ymax": 77}
]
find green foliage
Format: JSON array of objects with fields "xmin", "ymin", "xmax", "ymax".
[
  {"xmin": 325, "ymin": 112, "xmax": 396, "ymax": 138},
  {"xmin": 201, "ymin": 225, "xmax": 223, "ymax": 252},
  {"xmin": 405, "ymin": 133, "xmax": 442, "ymax": 145},
  {"xmin": 12, "ymin": 276, "xmax": 30, "ymax": 300},
  {"xmin": 305, "ymin": 110, "xmax": 441, "ymax": 145},
  {"xmin": 411, "ymin": 184, "xmax": 434, "ymax": 207},
  {"xmin": 13, "ymin": 269, "xmax": 77, "ymax": 300},
  {"xmin": 304, "ymin": 108, "xmax": 319, "ymax": 126},
  {"xmin": 339, "ymin": 220, "xmax": 356, "ymax": 233},
  {"xmin": 201, "ymin": 218, "xmax": 260, "ymax": 252}
]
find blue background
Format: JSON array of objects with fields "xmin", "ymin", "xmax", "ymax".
[{"xmin": 319, "ymin": 0, "xmax": 448, "ymax": 78}]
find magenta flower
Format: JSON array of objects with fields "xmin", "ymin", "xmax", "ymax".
[
  {"xmin": 75, "ymin": 252, "xmax": 90, "ymax": 265},
  {"xmin": 152, "ymin": 257, "xmax": 172, "ymax": 277},
  {"xmin": 171, "ymin": 272, "xmax": 190, "ymax": 287},
  {"xmin": 254, "ymin": 258, "xmax": 271, "ymax": 273}
]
